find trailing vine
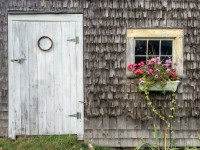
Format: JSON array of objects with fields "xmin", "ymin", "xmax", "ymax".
[
  {"xmin": 128, "ymin": 57, "xmax": 180, "ymax": 129},
  {"xmin": 143, "ymin": 87, "xmax": 177, "ymax": 129}
]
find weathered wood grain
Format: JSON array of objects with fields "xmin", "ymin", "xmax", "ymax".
[
  {"xmin": 53, "ymin": 22, "xmax": 63, "ymax": 134},
  {"xmin": 44, "ymin": 22, "xmax": 55, "ymax": 134},
  {"xmin": 12, "ymin": 21, "xmax": 21, "ymax": 137},
  {"xmin": 69, "ymin": 21, "xmax": 77, "ymax": 134},
  {"xmin": 76, "ymin": 20, "xmax": 84, "ymax": 139},
  {"xmin": 62, "ymin": 22, "xmax": 72, "ymax": 134},
  {"xmin": 37, "ymin": 22, "xmax": 47, "ymax": 135},
  {"xmin": 8, "ymin": 14, "xmax": 84, "ymax": 138},
  {"xmin": 29, "ymin": 22, "xmax": 39, "ymax": 135},
  {"xmin": 20, "ymin": 22, "xmax": 29, "ymax": 135}
]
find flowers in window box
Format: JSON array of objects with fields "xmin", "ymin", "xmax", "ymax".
[
  {"xmin": 127, "ymin": 57, "xmax": 180, "ymax": 92},
  {"xmin": 127, "ymin": 57, "xmax": 181, "ymax": 128}
]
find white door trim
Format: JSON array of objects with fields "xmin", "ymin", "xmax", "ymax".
[{"xmin": 8, "ymin": 14, "xmax": 83, "ymax": 22}]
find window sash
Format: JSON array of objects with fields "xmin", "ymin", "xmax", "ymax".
[{"xmin": 135, "ymin": 39, "xmax": 174, "ymax": 57}]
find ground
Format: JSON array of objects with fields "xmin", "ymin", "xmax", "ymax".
[{"xmin": 0, "ymin": 135, "xmax": 110, "ymax": 150}]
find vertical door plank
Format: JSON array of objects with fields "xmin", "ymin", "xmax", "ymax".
[
  {"xmin": 20, "ymin": 22, "xmax": 30, "ymax": 135},
  {"xmin": 69, "ymin": 22, "xmax": 77, "ymax": 134},
  {"xmin": 12, "ymin": 21, "xmax": 21, "ymax": 136},
  {"xmin": 37, "ymin": 22, "xmax": 47, "ymax": 135},
  {"xmin": 8, "ymin": 20, "xmax": 15, "ymax": 139},
  {"xmin": 53, "ymin": 22, "xmax": 63, "ymax": 134},
  {"xmin": 62, "ymin": 22, "xmax": 71, "ymax": 134},
  {"xmin": 29, "ymin": 22, "xmax": 39, "ymax": 135},
  {"xmin": 75, "ymin": 21, "xmax": 84, "ymax": 139},
  {"xmin": 44, "ymin": 22, "xmax": 55, "ymax": 134}
]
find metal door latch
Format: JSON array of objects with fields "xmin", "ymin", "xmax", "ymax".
[
  {"xmin": 67, "ymin": 36, "xmax": 79, "ymax": 44},
  {"xmin": 11, "ymin": 58, "xmax": 26, "ymax": 64},
  {"xmin": 68, "ymin": 112, "xmax": 81, "ymax": 119}
]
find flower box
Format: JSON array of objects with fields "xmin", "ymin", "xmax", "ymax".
[{"xmin": 139, "ymin": 80, "xmax": 180, "ymax": 92}]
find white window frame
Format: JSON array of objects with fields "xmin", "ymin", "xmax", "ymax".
[{"xmin": 126, "ymin": 29, "xmax": 184, "ymax": 77}]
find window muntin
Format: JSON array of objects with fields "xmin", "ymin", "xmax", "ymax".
[{"xmin": 135, "ymin": 39, "xmax": 173, "ymax": 63}]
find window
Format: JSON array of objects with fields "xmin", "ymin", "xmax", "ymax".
[
  {"xmin": 126, "ymin": 29, "xmax": 184, "ymax": 77},
  {"xmin": 135, "ymin": 39, "xmax": 173, "ymax": 63}
]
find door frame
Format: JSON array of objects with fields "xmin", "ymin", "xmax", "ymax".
[{"xmin": 8, "ymin": 14, "xmax": 84, "ymax": 140}]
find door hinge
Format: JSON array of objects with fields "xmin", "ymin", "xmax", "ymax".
[
  {"xmin": 68, "ymin": 112, "xmax": 81, "ymax": 119},
  {"xmin": 67, "ymin": 36, "xmax": 79, "ymax": 44}
]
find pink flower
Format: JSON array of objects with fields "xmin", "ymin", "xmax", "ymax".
[
  {"xmin": 148, "ymin": 69, "xmax": 153, "ymax": 74},
  {"xmin": 146, "ymin": 71, "xmax": 150, "ymax": 75},
  {"xmin": 147, "ymin": 61, "xmax": 154, "ymax": 66},
  {"xmin": 166, "ymin": 68, "xmax": 171, "ymax": 72},
  {"xmin": 164, "ymin": 64, "xmax": 170, "ymax": 67},
  {"xmin": 165, "ymin": 59, "xmax": 172, "ymax": 64},
  {"xmin": 127, "ymin": 64, "xmax": 134, "ymax": 71},
  {"xmin": 157, "ymin": 62, "xmax": 161, "ymax": 65},
  {"xmin": 156, "ymin": 57, "xmax": 160, "ymax": 61},
  {"xmin": 151, "ymin": 58, "xmax": 157, "ymax": 62}
]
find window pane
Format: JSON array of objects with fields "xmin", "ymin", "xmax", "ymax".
[
  {"xmin": 161, "ymin": 40, "xmax": 172, "ymax": 55},
  {"xmin": 135, "ymin": 57, "xmax": 146, "ymax": 63},
  {"xmin": 148, "ymin": 40, "xmax": 159, "ymax": 55},
  {"xmin": 135, "ymin": 40, "xmax": 147, "ymax": 55}
]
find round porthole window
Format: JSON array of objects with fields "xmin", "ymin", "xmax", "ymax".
[{"xmin": 38, "ymin": 36, "xmax": 53, "ymax": 51}]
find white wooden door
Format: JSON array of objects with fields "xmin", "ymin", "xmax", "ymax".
[{"xmin": 8, "ymin": 14, "xmax": 83, "ymax": 139}]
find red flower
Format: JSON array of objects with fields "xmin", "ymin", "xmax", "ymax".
[
  {"xmin": 135, "ymin": 69, "xmax": 143, "ymax": 75},
  {"xmin": 133, "ymin": 64, "xmax": 137, "ymax": 67},
  {"xmin": 138, "ymin": 61, "xmax": 144, "ymax": 67},
  {"xmin": 172, "ymin": 72, "xmax": 177, "ymax": 77},
  {"xmin": 127, "ymin": 64, "xmax": 135, "ymax": 71}
]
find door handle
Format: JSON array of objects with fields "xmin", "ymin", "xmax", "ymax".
[{"xmin": 11, "ymin": 58, "xmax": 26, "ymax": 64}]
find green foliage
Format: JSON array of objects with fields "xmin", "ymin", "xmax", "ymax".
[
  {"xmin": 0, "ymin": 138, "xmax": 15, "ymax": 150},
  {"xmin": 0, "ymin": 135, "xmax": 88, "ymax": 150},
  {"xmin": 153, "ymin": 124, "xmax": 160, "ymax": 149},
  {"xmin": 135, "ymin": 141, "xmax": 200, "ymax": 150},
  {"xmin": 0, "ymin": 135, "xmax": 112, "ymax": 150},
  {"xmin": 134, "ymin": 141, "xmax": 155, "ymax": 150},
  {"xmin": 197, "ymin": 133, "xmax": 200, "ymax": 141},
  {"xmin": 93, "ymin": 145, "xmax": 111, "ymax": 150}
]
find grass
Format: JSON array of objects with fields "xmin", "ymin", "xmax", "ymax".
[
  {"xmin": 135, "ymin": 141, "xmax": 200, "ymax": 150},
  {"xmin": 0, "ymin": 135, "xmax": 111, "ymax": 150}
]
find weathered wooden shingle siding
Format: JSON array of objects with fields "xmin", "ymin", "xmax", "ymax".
[
  {"xmin": 83, "ymin": 0, "xmax": 200, "ymax": 147},
  {"xmin": 0, "ymin": 0, "xmax": 200, "ymax": 147},
  {"xmin": 0, "ymin": 1, "xmax": 8, "ymax": 136}
]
